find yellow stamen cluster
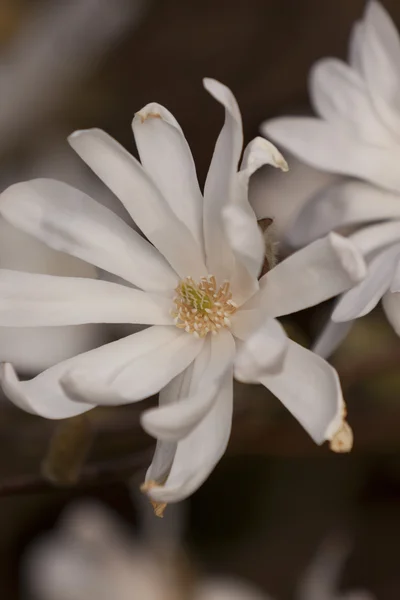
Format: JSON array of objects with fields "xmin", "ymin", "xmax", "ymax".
[{"xmin": 172, "ymin": 275, "xmax": 237, "ymax": 337}]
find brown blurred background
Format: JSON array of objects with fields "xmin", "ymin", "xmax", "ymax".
[{"xmin": 1, "ymin": 1, "xmax": 400, "ymax": 598}]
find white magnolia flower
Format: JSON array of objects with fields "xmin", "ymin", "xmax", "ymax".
[
  {"xmin": 261, "ymin": 0, "xmax": 400, "ymax": 357},
  {"xmin": 0, "ymin": 79, "xmax": 364, "ymax": 507}
]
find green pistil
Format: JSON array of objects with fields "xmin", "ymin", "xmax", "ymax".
[{"xmin": 180, "ymin": 283, "xmax": 213, "ymax": 312}]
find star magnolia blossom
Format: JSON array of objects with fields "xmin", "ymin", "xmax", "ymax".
[
  {"xmin": 0, "ymin": 79, "xmax": 364, "ymax": 508},
  {"xmin": 262, "ymin": 1, "xmax": 400, "ymax": 357}
]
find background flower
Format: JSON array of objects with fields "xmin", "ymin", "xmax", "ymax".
[{"xmin": 261, "ymin": 0, "xmax": 400, "ymax": 357}]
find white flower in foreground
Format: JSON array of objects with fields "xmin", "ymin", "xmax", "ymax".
[
  {"xmin": 262, "ymin": 0, "xmax": 400, "ymax": 357},
  {"xmin": 0, "ymin": 79, "xmax": 364, "ymax": 508}
]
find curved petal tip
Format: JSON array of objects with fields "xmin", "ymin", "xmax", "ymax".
[
  {"xmin": 242, "ymin": 136, "xmax": 289, "ymax": 174},
  {"xmin": 68, "ymin": 128, "xmax": 96, "ymax": 142},
  {"xmin": 132, "ymin": 103, "xmax": 181, "ymax": 130}
]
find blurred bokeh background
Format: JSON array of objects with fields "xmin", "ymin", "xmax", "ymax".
[{"xmin": 1, "ymin": 0, "xmax": 400, "ymax": 598}]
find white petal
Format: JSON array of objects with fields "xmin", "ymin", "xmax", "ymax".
[
  {"xmin": 287, "ymin": 181, "xmax": 400, "ymax": 248},
  {"xmin": 203, "ymin": 78, "xmax": 242, "ymax": 280},
  {"xmin": 62, "ymin": 326, "xmax": 203, "ymax": 405},
  {"xmin": 349, "ymin": 221, "xmax": 400, "ymax": 257},
  {"xmin": 2, "ymin": 331, "xmax": 182, "ymax": 418},
  {"xmin": 146, "ymin": 365, "xmax": 194, "ymax": 483},
  {"xmin": 5, "ymin": 330, "xmax": 197, "ymax": 419},
  {"xmin": 223, "ymin": 204, "xmax": 261, "ymax": 305},
  {"xmin": 223, "ymin": 137, "xmax": 287, "ymax": 303},
  {"xmin": 0, "ymin": 270, "xmax": 172, "ymax": 326},
  {"xmin": 1, "ymin": 361, "xmax": 92, "ymax": 419},
  {"xmin": 259, "ymin": 340, "xmax": 344, "ymax": 444},
  {"xmin": 230, "ymin": 307, "xmax": 266, "ymax": 340},
  {"xmin": 332, "ymin": 244, "xmax": 400, "ymax": 321},
  {"xmin": 361, "ymin": 0, "xmax": 400, "ymax": 136},
  {"xmin": 310, "ymin": 58, "xmax": 395, "ymax": 145},
  {"xmin": 0, "ymin": 179, "xmax": 177, "ymax": 292},
  {"xmin": 147, "ymin": 369, "xmax": 233, "ymax": 503},
  {"xmin": 68, "ymin": 129, "xmax": 206, "ymax": 279},
  {"xmin": 247, "ymin": 234, "xmax": 366, "ymax": 318},
  {"xmin": 132, "ymin": 103, "xmax": 203, "ymax": 248},
  {"xmin": 241, "ymin": 135, "xmax": 288, "ymax": 174},
  {"xmin": 262, "ymin": 117, "xmax": 400, "ymax": 193},
  {"xmin": 365, "ymin": 1, "xmax": 400, "ymax": 61},
  {"xmin": 349, "ymin": 20, "xmax": 366, "ymax": 73},
  {"xmin": 312, "ymin": 316, "xmax": 354, "ymax": 358},
  {"xmin": 141, "ymin": 329, "xmax": 235, "ymax": 441},
  {"xmin": 234, "ymin": 318, "xmax": 288, "ymax": 383},
  {"xmin": 382, "ymin": 290, "xmax": 400, "ymax": 335}
]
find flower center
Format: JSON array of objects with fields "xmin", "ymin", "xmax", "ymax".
[{"xmin": 172, "ymin": 275, "xmax": 237, "ymax": 337}]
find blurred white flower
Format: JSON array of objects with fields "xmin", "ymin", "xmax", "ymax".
[
  {"xmin": 26, "ymin": 503, "xmax": 181, "ymax": 600},
  {"xmin": 26, "ymin": 503, "xmax": 376, "ymax": 600},
  {"xmin": 0, "ymin": 79, "xmax": 364, "ymax": 506},
  {"xmin": 261, "ymin": 0, "xmax": 400, "ymax": 357}
]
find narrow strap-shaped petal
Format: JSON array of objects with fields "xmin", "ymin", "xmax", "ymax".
[
  {"xmin": 232, "ymin": 137, "xmax": 288, "ymax": 277},
  {"xmin": 68, "ymin": 129, "xmax": 207, "ymax": 280},
  {"xmin": 1, "ymin": 361, "xmax": 93, "ymax": 419},
  {"xmin": 234, "ymin": 318, "xmax": 288, "ymax": 383},
  {"xmin": 262, "ymin": 117, "xmax": 400, "ymax": 193},
  {"xmin": 3, "ymin": 329, "xmax": 200, "ymax": 420},
  {"xmin": 332, "ymin": 244, "xmax": 400, "ymax": 322},
  {"xmin": 62, "ymin": 326, "xmax": 203, "ymax": 405},
  {"xmin": 146, "ymin": 368, "xmax": 233, "ymax": 504},
  {"xmin": 310, "ymin": 58, "xmax": 396, "ymax": 145},
  {"xmin": 287, "ymin": 181, "xmax": 400, "ymax": 248},
  {"xmin": 246, "ymin": 234, "xmax": 366, "ymax": 318},
  {"xmin": 146, "ymin": 364, "xmax": 194, "ymax": 484},
  {"xmin": 1, "ymin": 331, "xmax": 182, "ymax": 419},
  {"xmin": 222, "ymin": 206, "xmax": 260, "ymax": 307},
  {"xmin": 203, "ymin": 78, "xmax": 242, "ymax": 280},
  {"xmin": 0, "ymin": 270, "xmax": 173, "ymax": 326},
  {"xmin": 0, "ymin": 179, "xmax": 177, "ymax": 292},
  {"xmin": 141, "ymin": 329, "xmax": 235, "ymax": 441},
  {"xmin": 361, "ymin": 0, "xmax": 400, "ymax": 136},
  {"xmin": 349, "ymin": 20, "xmax": 365, "ymax": 74},
  {"xmin": 312, "ymin": 316, "xmax": 354, "ymax": 359},
  {"xmin": 132, "ymin": 103, "xmax": 203, "ymax": 248},
  {"xmin": 224, "ymin": 137, "xmax": 288, "ymax": 304},
  {"xmin": 259, "ymin": 340, "xmax": 345, "ymax": 445},
  {"xmin": 365, "ymin": 1, "xmax": 400, "ymax": 62}
]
